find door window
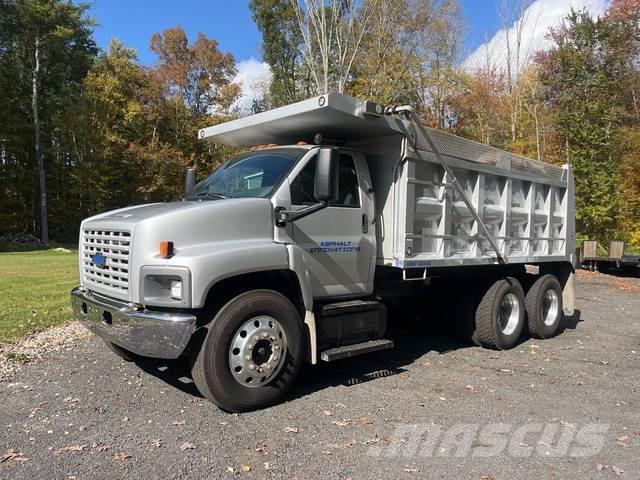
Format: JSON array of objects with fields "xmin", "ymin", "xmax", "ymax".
[{"xmin": 290, "ymin": 153, "xmax": 361, "ymax": 207}]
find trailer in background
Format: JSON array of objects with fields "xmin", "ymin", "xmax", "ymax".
[{"xmin": 581, "ymin": 240, "xmax": 640, "ymax": 272}]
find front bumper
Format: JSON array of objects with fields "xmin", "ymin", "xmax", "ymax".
[{"xmin": 71, "ymin": 287, "xmax": 197, "ymax": 359}]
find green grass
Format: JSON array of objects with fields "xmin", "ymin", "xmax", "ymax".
[{"xmin": 0, "ymin": 249, "xmax": 78, "ymax": 342}]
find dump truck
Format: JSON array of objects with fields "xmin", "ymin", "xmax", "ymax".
[{"xmin": 71, "ymin": 93, "xmax": 576, "ymax": 412}]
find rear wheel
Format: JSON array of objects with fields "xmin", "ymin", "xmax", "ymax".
[
  {"xmin": 191, "ymin": 289, "xmax": 304, "ymax": 412},
  {"xmin": 525, "ymin": 274, "xmax": 563, "ymax": 339},
  {"xmin": 476, "ymin": 277, "xmax": 526, "ymax": 350}
]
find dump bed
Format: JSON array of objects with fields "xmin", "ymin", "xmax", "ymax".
[{"xmin": 200, "ymin": 93, "xmax": 575, "ymax": 270}]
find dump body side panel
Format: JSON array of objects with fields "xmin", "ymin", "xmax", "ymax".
[{"xmin": 380, "ymin": 150, "xmax": 574, "ymax": 269}]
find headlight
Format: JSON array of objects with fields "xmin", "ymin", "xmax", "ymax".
[
  {"xmin": 140, "ymin": 267, "xmax": 191, "ymax": 307},
  {"xmin": 170, "ymin": 280, "xmax": 183, "ymax": 300}
]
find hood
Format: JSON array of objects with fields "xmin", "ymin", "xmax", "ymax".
[{"xmin": 82, "ymin": 198, "xmax": 276, "ymax": 249}]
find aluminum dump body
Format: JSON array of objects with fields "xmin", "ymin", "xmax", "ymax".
[{"xmin": 200, "ymin": 93, "xmax": 575, "ymax": 269}]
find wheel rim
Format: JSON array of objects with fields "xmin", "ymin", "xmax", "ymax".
[
  {"xmin": 228, "ymin": 316, "xmax": 287, "ymax": 388},
  {"xmin": 499, "ymin": 292, "xmax": 520, "ymax": 335},
  {"xmin": 542, "ymin": 288, "xmax": 560, "ymax": 326}
]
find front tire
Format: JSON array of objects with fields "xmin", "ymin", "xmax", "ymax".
[
  {"xmin": 525, "ymin": 274, "xmax": 563, "ymax": 339},
  {"xmin": 476, "ymin": 277, "xmax": 526, "ymax": 350},
  {"xmin": 191, "ymin": 289, "xmax": 304, "ymax": 412}
]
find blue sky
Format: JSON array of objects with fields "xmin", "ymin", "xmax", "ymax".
[{"xmin": 83, "ymin": 0, "xmax": 502, "ymax": 65}]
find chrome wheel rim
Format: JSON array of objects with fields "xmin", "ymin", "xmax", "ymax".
[
  {"xmin": 542, "ymin": 289, "xmax": 560, "ymax": 326},
  {"xmin": 229, "ymin": 316, "xmax": 287, "ymax": 387},
  {"xmin": 499, "ymin": 293, "xmax": 520, "ymax": 335}
]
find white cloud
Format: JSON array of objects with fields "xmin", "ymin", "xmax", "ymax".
[
  {"xmin": 232, "ymin": 58, "xmax": 272, "ymax": 114},
  {"xmin": 463, "ymin": 0, "xmax": 609, "ymax": 73}
]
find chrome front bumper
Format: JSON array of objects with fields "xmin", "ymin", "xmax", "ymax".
[{"xmin": 71, "ymin": 287, "xmax": 197, "ymax": 359}]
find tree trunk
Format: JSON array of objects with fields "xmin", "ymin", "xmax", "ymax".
[{"xmin": 32, "ymin": 34, "xmax": 48, "ymax": 244}]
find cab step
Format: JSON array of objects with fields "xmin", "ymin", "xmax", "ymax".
[{"xmin": 320, "ymin": 338, "xmax": 394, "ymax": 362}]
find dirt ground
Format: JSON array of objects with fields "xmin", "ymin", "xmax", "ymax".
[{"xmin": 1, "ymin": 271, "xmax": 639, "ymax": 480}]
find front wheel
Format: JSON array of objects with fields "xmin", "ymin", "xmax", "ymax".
[{"xmin": 191, "ymin": 289, "xmax": 304, "ymax": 412}]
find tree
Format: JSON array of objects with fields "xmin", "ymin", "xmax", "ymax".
[
  {"xmin": 290, "ymin": 0, "xmax": 377, "ymax": 94},
  {"xmin": 536, "ymin": 8, "xmax": 632, "ymax": 241},
  {"xmin": 150, "ymin": 26, "xmax": 239, "ymax": 118},
  {"xmin": 0, "ymin": 0, "xmax": 96, "ymax": 243},
  {"xmin": 250, "ymin": 0, "xmax": 304, "ymax": 106}
]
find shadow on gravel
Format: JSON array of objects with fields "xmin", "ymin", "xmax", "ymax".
[
  {"xmin": 134, "ymin": 357, "xmax": 203, "ymax": 398},
  {"xmin": 129, "ymin": 309, "xmax": 583, "ymax": 407},
  {"xmin": 286, "ymin": 313, "xmax": 492, "ymax": 402}
]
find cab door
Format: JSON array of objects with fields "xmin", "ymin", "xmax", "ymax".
[{"xmin": 287, "ymin": 150, "xmax": 375, "ymax": 298}]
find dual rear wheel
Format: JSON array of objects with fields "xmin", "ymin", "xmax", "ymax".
[{"xmin": 456, "ymin": 274, "xmax": 563, "ymax": 350}]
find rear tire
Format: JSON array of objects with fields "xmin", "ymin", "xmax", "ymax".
[
  {"xmin": 476, "ymin": 277, "xmax": 525, "ymax": 350},
  {"xmin": 191, "ymin": 289, "xmax": 303, "ymax": 412},
  {"xmin": 525, "ymin": 274, "xmax": 563, "ymax": 339}
]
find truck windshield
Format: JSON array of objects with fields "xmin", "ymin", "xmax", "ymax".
[{"xmin": 185, "ymin": 148, "xmax": 306, "ymax": 200}]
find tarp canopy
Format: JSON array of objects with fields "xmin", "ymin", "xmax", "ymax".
[
  {"xmin": 199, "ymin": 92, "xmax": 565, "ymax": 182},
  {"xmin": 198, "ymin": 93, "xmax": 400, "ymax": 148}
]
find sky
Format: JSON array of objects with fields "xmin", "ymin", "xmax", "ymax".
[{"xmin": 82, "ymin": 0, "xmax": 610, "ymax": 109}]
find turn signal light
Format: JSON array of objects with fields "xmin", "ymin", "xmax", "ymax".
[{"xmin": 159, "ymin": 241, "xmax": 174, "ymax": 258}]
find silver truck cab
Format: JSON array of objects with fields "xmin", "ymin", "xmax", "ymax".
[{"xmin": 72, "ymin": 93, "xmax": 575, "ymax": 412}]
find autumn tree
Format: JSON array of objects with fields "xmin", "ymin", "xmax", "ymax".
[{"xmin": 536, "ymin": 8, "xmax": 631, "ymax": 241}]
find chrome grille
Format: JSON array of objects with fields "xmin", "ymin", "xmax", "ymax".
[{"xmin": 82, "ymin": 229, "xmax": 131, "ymax": 298}]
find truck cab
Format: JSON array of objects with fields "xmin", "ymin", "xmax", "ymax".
[{"xmin": 72, "ymin": 93, "xmax": 575, "ymax": 412}]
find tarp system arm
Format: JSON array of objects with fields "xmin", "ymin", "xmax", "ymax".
[{"xmin": 387, "ymin": 105, "xmax": 508, "ymax": 265}]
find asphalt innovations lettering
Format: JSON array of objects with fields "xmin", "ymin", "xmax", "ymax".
[{"xmin": 309, "ymin": 240, "xmax": 361, "ymax": 254}]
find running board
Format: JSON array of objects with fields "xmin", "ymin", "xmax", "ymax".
[{"xmin": 320, "ymin": 339, "xmax": 394, "ymax": 362}]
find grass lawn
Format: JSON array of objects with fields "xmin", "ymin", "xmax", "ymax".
[{"xmin": 0, "ymin": 249, "xmax": 78, "ymax": 342}]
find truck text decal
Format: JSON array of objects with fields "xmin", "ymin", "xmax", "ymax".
[{"xmin": 309, "ymin": 241, "xmax": 361, "ymax": 254}]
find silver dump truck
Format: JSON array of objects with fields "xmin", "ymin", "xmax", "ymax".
[{"xmin": 71, "ymin": 93, "xmax": 576, "ymax": 412}]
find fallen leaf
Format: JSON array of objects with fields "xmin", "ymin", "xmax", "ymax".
[
  {"xmin": 333, "ymin": 441, "xmax": 354, "ymax": 449},
  {"xmin": 616, "ymin": 435, "xmax": 628, "ymax": 447},
  {"xmin": 95, "ymin": 444, "xmax": 112, "ymax": 452},
  {"xmin": 54, "ymin": 445, "xmax": 87, "ymax": 455},
  {"xmin": 241, "ymin": 465, "xmax": 251, "ymax": 473},
  {"xmin": 332, "ymin": 417, "xmax": 373, "ymax": 427},
  {"xmin": 612, "ymin": 466, "xmax": 624, "ymax": 476},
  {"xmin": 179, "ymin": 442, "xmax": 196, "ymax": 451},
  {"xmin": 1, "ymin": 449, "xmax": 29, "ymax": 463},
  {"xmin": 112, "ymin": 451, "xmax": 131, "ymax": 461},
  {"xmin": 283, "ymin": 426, "xmax": 298, "ymax": 433}
]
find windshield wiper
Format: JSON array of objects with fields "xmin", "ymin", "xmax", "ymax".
[{"xmin": 193, "ymin": 191, "xmax": 227, "ymax": 200}]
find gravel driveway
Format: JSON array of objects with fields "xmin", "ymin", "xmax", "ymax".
[{"xmin": 1, "ymin": 272, "xmax": 639, "ymax": 479}]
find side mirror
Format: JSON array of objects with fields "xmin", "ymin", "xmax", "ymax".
[
  {"xmin": 184, "ymin": 167, "xmax": 196, "ymax": 195},
  {"xmin": 314, "ymin": 147, "xmax": 339, "ymax": 202}
]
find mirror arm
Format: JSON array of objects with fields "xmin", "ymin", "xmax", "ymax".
[{"xmin": 275, "ymin": 202, "xmax": 328, "ymax": 227}]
